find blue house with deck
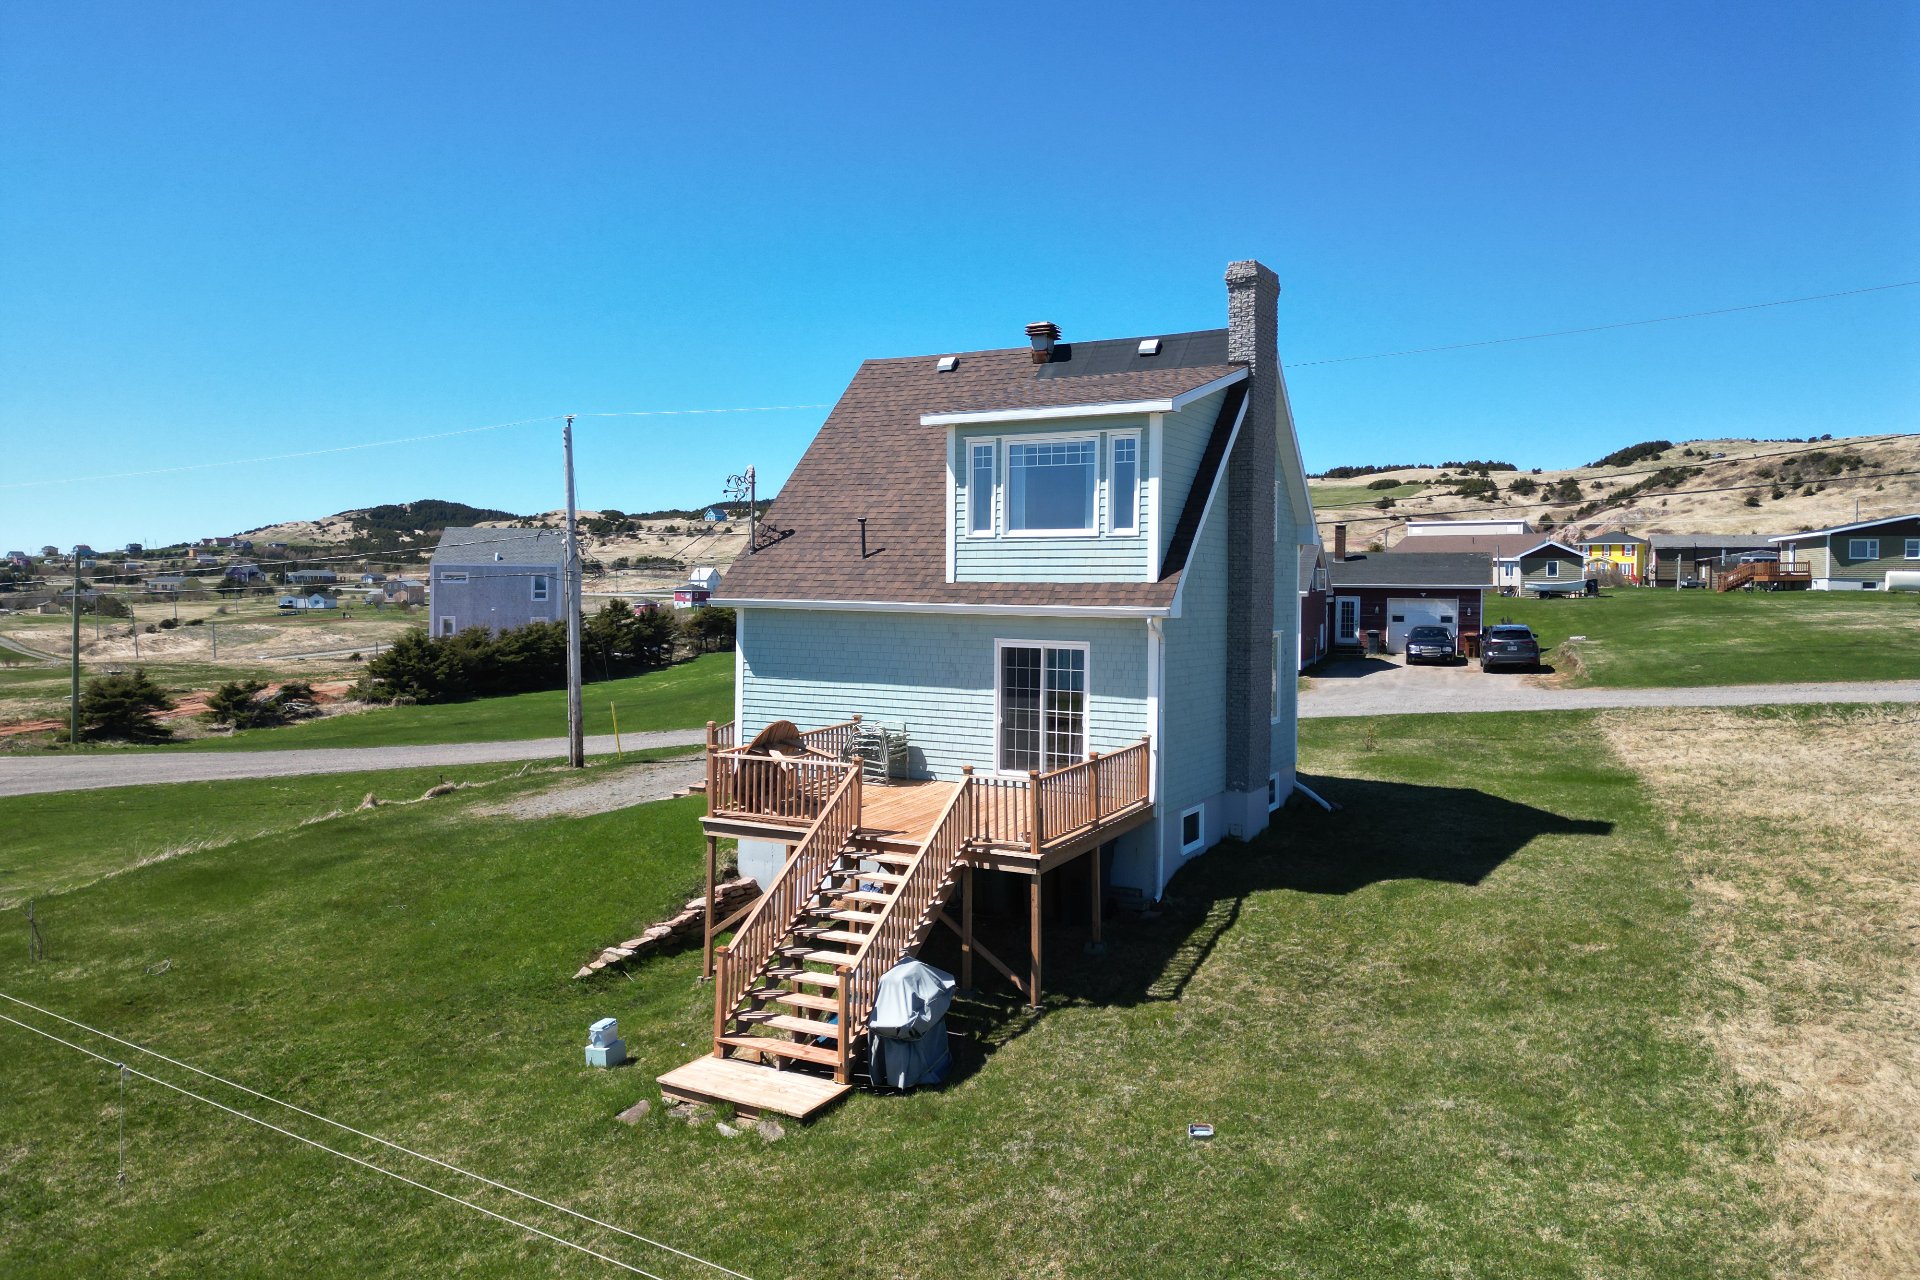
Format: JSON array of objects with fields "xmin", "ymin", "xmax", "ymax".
[{"xmin": 662, "ymin": 261, "xmax": 1319, "ymax": 1118}]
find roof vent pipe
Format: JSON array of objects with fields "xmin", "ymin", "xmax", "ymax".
[{"xmin": 1025, "ymin": 321, "xmax": 1060, "ymax": 364}]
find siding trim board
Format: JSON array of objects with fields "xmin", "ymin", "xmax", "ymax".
[{"xmin": 714, "ymin": 597, "xmax": 1168, "ymax": 618}]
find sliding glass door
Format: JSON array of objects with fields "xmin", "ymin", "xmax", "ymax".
[{"xmin": 997, "ymin": 642, "xmax": 1087, "ymax": 774}]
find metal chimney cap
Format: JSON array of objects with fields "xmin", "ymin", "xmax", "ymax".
[{"xmin": 1025, "ymin": 321, "xmax": 1060, "ymax": 364}]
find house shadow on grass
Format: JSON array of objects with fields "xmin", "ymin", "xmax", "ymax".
[{"xmin": 915, "ymin": 773, "xmax": 1614, "ymax": 1087}]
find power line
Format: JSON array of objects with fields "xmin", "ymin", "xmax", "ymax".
[
  {"xmin": 0, "ymin": 405, "xmax": 828, "ymax": 491},
  {"xmin": 0, "ymin": 1011, "xmax": 675, "ymax": 1278},
  {"xmin": 1288, "ymin": 279, "xmax": 1920, "ymax": 368},
  {"xmin": 0, "ymin": 995, "xmax": 760, "ymax": 1280}
]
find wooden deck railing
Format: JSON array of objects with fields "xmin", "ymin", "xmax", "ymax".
[
  {"xmin": 964, "ymin": 737, "xmax": 1152, "ymax": 853},
  {"xmin": 839, "ymin": 782, "xmax": 972, "ymax": 1074},
  {"xmin": 708, "ymin": 749, "xmax": 855, "ymax": 824},
  {"xmin": 706, "ymin": 720, "xmax": 737, "ymax": 751},
  {"xmin": 1719, "ymin": 561, "xmax": 1811, "ymax": 591},
  {"xmin": 712, "ymin": 765, "xmax": 863, "ymax": 1046},
  {"xmin": 799, "ymin": 716, "xmax": 862, "ymax": 759}
]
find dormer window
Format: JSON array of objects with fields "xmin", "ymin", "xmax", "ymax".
[
  {"xmin": 968, "ymin": 442, "xmax": 996, "ymax": 535},
  {"xmin": 1007, "ymin": 437, "xmax": 1097, "ymax": 535},
  {"xmin": 1109, "ymin": 433, "xmax": 1140, "ymax": 535}
]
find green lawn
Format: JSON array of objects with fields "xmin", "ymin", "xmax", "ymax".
[
  {"xmin": 1489, "ymin": 586, "xmax": 1920, "ymax": 687},
  {"xmin": 1308, "ymin": 480, "xmax": 1430, "ymax": 509},
  {"xmin": 0, "ymin": 711, "xmax": 1795, "ymax": 1277},
  {"xmin": 156, "ymin": 652, "xmax": 735, "ymax": 751}
]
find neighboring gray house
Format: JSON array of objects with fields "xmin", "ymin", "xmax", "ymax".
[
  {"xmin": 711, "ymin": 260, "xmax": 1317, "ymax": 902},
  {"xmin": 428, "ymin": 527, "xmax": 566, "ymax": 635},
  {"xmin": 286, "ymin": 569, "xmax": 338, "ymax": 586},
  {"xmin": 1769, "ymin": 513, "xmax": 1920, "ymax": 590}
]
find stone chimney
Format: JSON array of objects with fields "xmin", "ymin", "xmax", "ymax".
[
  {"xmin": 1222, "ymin": 260, "xmax": 1278, "ymax": 827},
  {"xmin": 1333, "ymin": 523, "xmax": 1347, "ymax": 561}
]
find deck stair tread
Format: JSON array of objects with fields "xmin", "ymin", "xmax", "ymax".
[
  {"xmin": 656, "ymin": 1055, "xmax": 848, "ymax": 1120},
  {"xmin": 763, "ymin": 990, "xmax": 840, "ymax": 1012},
  {"xmin": 857, "ymin": 850, "xmax": 916, "ymax": 867},
  {"xmin": 831, "ymin": 890, "xmax": 896, "ymax": 906},
  {"xmin": 720, "ymin": 1034, "xmax": 840, "ymax": 1067},
  {"xmin": 808, "ymin": 929, "xmax": 872, "ymax": 946},
  {"xmin": 825, "ymin": 908, "xmax": 887, "ymax": 923},
  {"xmin": 755, "ymin": 1013, "xmax": 841, "ymax": 1039},
  {"xmin": 768, "ymin": 968, "xmax": 842, "ymax": 988},
  {"xmin": 802, "ymin": 948, "xmax": 860, "ymax": 966}
]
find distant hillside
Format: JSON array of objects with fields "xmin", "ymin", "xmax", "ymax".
[
  {"xmin": 240, "ymin": 500, "xmax": 752, "ymax": 592},
  {"xmin": 1308, "ymin": 432, "xmax": 1920, "ymax": 547}
]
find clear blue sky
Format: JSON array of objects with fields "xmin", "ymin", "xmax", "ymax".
[{"xmin": 3, "ymin": 1, "xmax": 1915, "ymax": 550}]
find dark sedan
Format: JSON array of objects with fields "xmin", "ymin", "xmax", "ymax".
[
  {"xmin": 1479, "ymin": 624, "xmax": 1542, "ymax": 671},
  {"xmin": 1403, "ymin": 625, "xmax": 1456, "ymax": 665}
]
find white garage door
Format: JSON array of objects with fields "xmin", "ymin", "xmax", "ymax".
[{"xmin": 1385, "ymin": 598, "xmax": 1457, "ymax": 653}]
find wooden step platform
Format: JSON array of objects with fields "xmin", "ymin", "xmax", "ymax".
[
  {"xmin": 657, "ymin": 1055, "xmax": 848, "ymax": 1120},
  {"xmin": 719, "ymin": 1034, "xmax": 840, "ymax": 1067}
]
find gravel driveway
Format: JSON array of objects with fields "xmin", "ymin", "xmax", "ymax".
[
  {"xmin": 1299, "ymin": 655, "xmax": 1920, "ymax": 718},
  {"xmin": 0, "ymin": 728, "xmax": 707, "ymax": 798}
]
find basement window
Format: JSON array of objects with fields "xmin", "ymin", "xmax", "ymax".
[
  {"xmin": 1179, "ymin": 805, "xmax": 1205, "ymax": 854},
  {"xmin": 1267, "ymin": 774, "xmax": 1280, "ymax": 812}
]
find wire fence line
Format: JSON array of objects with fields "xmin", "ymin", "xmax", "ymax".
[{"xmin": 0, "ymin": 993, "xmax": 761, "ymax": 1280}]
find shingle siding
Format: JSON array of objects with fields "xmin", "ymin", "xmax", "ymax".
[
  {"xmin": 1157, "ymin": 389, "xmax": 1227, "ymax": 564},
  {"xmin": 430, "ymin": 563, "xmax": 560, "ymax": 634},
  {"xmin": 739, "ymin": 608, "xmax": 1149, "ymax": 781}
]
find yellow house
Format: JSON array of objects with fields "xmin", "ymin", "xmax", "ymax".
[{"xmin": 1576, "ymin": 530, "xmax": 1650, "ymax": 584}]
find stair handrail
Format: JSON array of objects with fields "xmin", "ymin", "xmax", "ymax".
[
  {"xmin": 836, "ymin": 780, "xmax": 973, "ymax": 1075},
  {"xmin": 712, "ymin": 762, "xmax": 863, "ymax": 1035}
]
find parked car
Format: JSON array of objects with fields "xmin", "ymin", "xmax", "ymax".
[
  {"xmin": 1479, "ymin": 624, "xmax": 1542, "ymax": 671},
  {"xmin": 1736, "ymin": 550, "xmax": 1778, "ymax": 564},
  {"xmin": 1403, "ymin": 625, "xmax": 1456, "ymax": 665},
  {"xmin": 1678, "ymin": 576, "xmax": 1707, "ymax": 589}
]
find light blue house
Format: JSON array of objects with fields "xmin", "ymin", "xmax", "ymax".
[
  {"xmin": 663, "ymin": 262, "xmax": 1320, "ymax": 1114},
  {"xmin": 711, "ymin": 261, "xmax": 1316, "ymax": 904}
]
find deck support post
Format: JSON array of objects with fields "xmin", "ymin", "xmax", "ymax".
[
  {"xmin": 702, "ymin": 835, "xmax": 718, "ymax": 980},
  {"xmin": 1088, "ymin": 841, "xmax": 1103, "ymax": 953},
  {"xmin": 961, "ymin": 864, "xmax": 975, "ymax": 991},
  {"xmin": 1028, "ymin": 875, "xmax": 1043, "ymax": 1009}
]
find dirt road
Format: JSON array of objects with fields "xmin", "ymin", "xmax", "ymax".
[
  {"xmin": 1298, "ymin": 657, "xmax": 1920, "ymax": 718},
  {"xmin": 0, "ymin": 728, "xmax": 707, "ymax": 797}
]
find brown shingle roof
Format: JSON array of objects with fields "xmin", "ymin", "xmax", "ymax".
[
  {"xmin": 716, "ymin": 339, "xmax": 1244, "ymax": 611},
  {"xmin": 1385, "ymin": 532, "xmax": 1580, "ymax": 559}
]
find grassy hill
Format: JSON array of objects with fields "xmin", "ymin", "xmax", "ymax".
[{"xmin": 1310, "ymin": 431, "xmax": 1920, "ymax": 546}]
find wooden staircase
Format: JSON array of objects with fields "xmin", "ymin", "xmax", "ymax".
[{"xmin": 659, "ymin": 775, "xmax": 971, "ymax": 1119}]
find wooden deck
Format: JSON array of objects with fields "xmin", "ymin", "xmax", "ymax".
[{"xmin": 852, "ymin": 779, "xmax": 960, "ymax": 848}]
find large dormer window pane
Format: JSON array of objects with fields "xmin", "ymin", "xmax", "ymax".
[{"xmin": 1008, "ymin": 439, "xmax": 1096, "ymax": 534}]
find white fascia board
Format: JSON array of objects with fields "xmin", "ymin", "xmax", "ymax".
[
  {"xmin": 1167, "ymin": 386, "xmax": 1253, "ymax": 618},
  {"xmin": 711, "ymin": 596, "xmax": 1168, "ymax": 619},
  {"xmin": 919, "ymin": 370, "xmax": 1247, "ymax": 427}
]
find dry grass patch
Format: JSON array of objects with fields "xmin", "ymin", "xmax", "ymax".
[{"xmin": 1602, "ymin": 705, "xmax": 1920, "ymax": 1279}]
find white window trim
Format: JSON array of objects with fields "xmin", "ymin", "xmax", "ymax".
[
  {"xmin": 992, "ymin": 637, "xmax": 1092, "ymax": 777},
  {"xmin": 439, "ymin": 571, "xmax": 468, "ymax": 584},
  {"xmin": 1544, "ymin": 560, "xmax": 1559, "ymax": 577},
  {"xmin": 1850, "ymin": 538, "xmax": 1880, "ymax": 561},
  {"xmin": 531, "ymin": 574, "xmax": 549, "ymax": 601},
  {"xmin": 1002, "ymin": 433, "xmax": 1100, "ymax": 539},
  {"xmin": 1107, "ymin": 430, "xmax": 1142, "ymax": 537},
  {"xmin": 1145, "ymin": 414, "xmax": 1164, "ymax": 576},
  {"xmin": 965, "ymin": 438, "xmax": 999, "ymax": 538},
  {"xmin": 1267, "ymin": 773, "xmax": 1281, "ymax": 813},
  {"xmin": 1178, "ymin": 803, "xmax": 1205, "ymax": 854},
  {"xmin": 437, "ymin": 615, "xmax": 456, "ymax": 636},
  {"xmin": 1906, "ymin": 538, "xmax": 1920, "ymax": 560}
]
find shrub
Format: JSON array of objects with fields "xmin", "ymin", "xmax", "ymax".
[
  {"xmin": 1506, "ymin": 477, "xmax": 1539, "ymax": 497},
  {"xmin": 1588, "ymin": 440, "xmax": 1673, "ymax": 468},
  {"xmin": 1365, "ymin": 478, "xmax": 1402, "ymax": 490},
  {"xmin": 1744, "ymin": 493, "xmax": 1762, "ymax": 507},
  {"xmin": 78, "ymin": 668, "xmax": 174, "ymax": 742}
]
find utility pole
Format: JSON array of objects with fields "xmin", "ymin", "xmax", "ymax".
[
  {"xmin": 68, "ymin": 548, "xmax": 81, "ymax": 746},
  {"xmin": 563, "ymin": 414, "xmax": 585, "ymax": 768}
]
